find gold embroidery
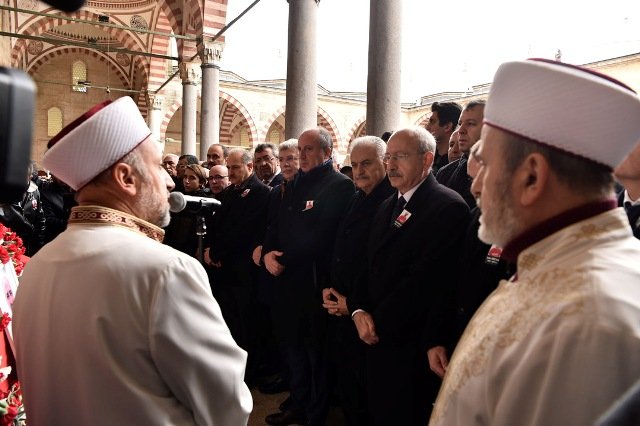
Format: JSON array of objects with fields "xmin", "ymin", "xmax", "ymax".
[
  {"xmin": 69, "ymin": 205, "xmax": 165, "ymax": 243},
  {"xmin": 518, "ymin": 252, "xmax": 543, "ymax": 272},
  {"xmin": 431, "ymin": 210, "xmax": 629, "ymax": 425}
]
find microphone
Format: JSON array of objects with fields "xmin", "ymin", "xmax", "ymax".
[{"xmin": 169, "ymin": 192, "xmax": 221, "ymax": 214}]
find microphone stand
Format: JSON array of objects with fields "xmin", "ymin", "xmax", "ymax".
[{"xmin": 196, "ymin": 213, "xmax": 207, "ymax": 265}]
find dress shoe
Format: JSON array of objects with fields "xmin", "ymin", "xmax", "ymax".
[
  {"xmin": 259, "ymin": 375, "xmax": 289, "ymax": 394},
  {"xmin": 279, "ymin": 395, "xmax": 292, "ymax": 412},
  {"xmin": 265, "ymin": 410, "xmax": 307, "ymax": 426}
]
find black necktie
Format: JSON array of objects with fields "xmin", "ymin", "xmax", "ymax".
[{"xmin": 390, "ymin": 196, "xmax": 407, "ymax": 227}]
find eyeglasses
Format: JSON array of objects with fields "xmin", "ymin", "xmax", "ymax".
[
  {"xmin": 208, "ymin": 175, "xmax": 228, "ymax": 181},
  {"xmin": 382, "ymin": 152, "xmax": 423, "ymax": 163},
  {"xmin": 278, "ymin": 155, "xmax": 299, "ymax": 165},
  {"xmin": 255, "ymin": 156, "xmax": 275, "ymax": 164}
]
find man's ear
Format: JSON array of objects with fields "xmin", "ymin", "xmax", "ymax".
[
  {"xmin": 110, "ymin": 162, "xmax": 138, "ymax": 197},
  {"xmin": 423, "ymin": 151, "xmax": 435, "ymax": 171},
  {"xmin": 515, "ymin": 153, "xmax": 550, "ymax": 207},
  {"xmin": 247, "ymin": 162, "xmax": 254, "ymax": 173},
  {"xmin": 443, "ymin": 122, "xmax": 453, "ymax": 134}
]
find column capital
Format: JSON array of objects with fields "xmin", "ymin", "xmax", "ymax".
[
  {"xmin": 147, "ymin": 94, "xmax": 164, "ymax": 110},
  {"xmin": 200, "ymin": 41, "xmax": 223, "ymax": 66},
  {"xmin": 179, "ymin": 62, "xmax": 200, "ymax": 85}
]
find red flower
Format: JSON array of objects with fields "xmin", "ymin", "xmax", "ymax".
[
  {"xmin": 0, "ymin": 314, "xmax": 10, "ymax": 331},
  {"xmin": 0, "ymin": 248, "xmax": 8, "ymax": 265},
  {"xmin": 0, "ymin": 404, "xmax": 18, "ymax": 426}
]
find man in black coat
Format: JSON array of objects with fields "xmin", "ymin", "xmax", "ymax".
[
  {"xmin": 436, "ymin": 101, "xmax": 485, "ymax": 209},
  {"xmin": 263, "ymin": 127, "xmax": 355, "ymax": 426},
  {"xmin": 254, "ymin": 143, "xmax": 284, "ymax": 188},
  {"xmin": 350, "ymin": 126, "xmax": 470, "ymax": 426},
  {"xmin": 615, "ymin": 142, "xmax": 640, "ymax": 239},
  {"xmin": 206, "ymin": 148, "xmax": 271, "ymax": 383},
  {"xmin": 426, "ymin": 141, "xmax": 511, "ymax": 379},
  {"xmin": 321, "ymin": 136, "xmax": 394, "ymax": 426}
]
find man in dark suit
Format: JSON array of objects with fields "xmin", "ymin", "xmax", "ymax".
[
  {"xmin": 255, "ymin": 143, "xmax": 284, "ymax": 188},
  {"xmin": 350, "ymin": 126, "xmax": 470, "ymax": 426},
  {"xmin": 263, "ymin": 127, "xmax": 355, "ymax": 426},
  {"xmin": 322, "ymin": 136, "xmax": 394, "ymax": 425},
  {"xmin": 426, "ymin": 102, "xmax": 462, "ymax": 174},
  {"xmin": 615, "ymin": 142, "xmax": 640, "ymax": 239},
  {"xmin": 426, "ymin": 141, "xmax": 511, "ymax": 379},
  {"xmin": 206, "ymin": 148, "xmax": 271, "ymax": 384},
  {"xmin": 436, "ymin": 101, "xmax": 485, "ymax": 208}
]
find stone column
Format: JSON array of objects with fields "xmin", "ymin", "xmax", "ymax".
[
  {"xmin": 200, "ymin": 41, "xmax": 223, "ymax": 160},
  {"xmin": 366, "ymin": 0, "xmax": 401, "ymax": 137},
  {"xmin": 180, "ymin": 62, "xmax": 199, "ymax": 156},
  {"xmin": 147, "ymin": 94, "xmax": 164, "ymax": 146},
  {"xmin": 284, "ymin": 0, "xmax": 320, "ymax": 139}
]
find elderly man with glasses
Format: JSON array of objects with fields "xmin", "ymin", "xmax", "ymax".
[{"xmin": 349, "ymin": 126, "xmax": 470, "ymax": 425}]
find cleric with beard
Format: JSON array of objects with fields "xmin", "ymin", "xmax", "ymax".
[
  {"xmin": 12, "ymin": 97, "xmax": 252, "ymax": 425},
  {"xmin": 431, "ymin": 59, "xmax": 640, "ymax": 426}
]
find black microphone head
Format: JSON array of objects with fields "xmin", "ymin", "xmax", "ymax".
[
  {"xmin": 43, "ymin": 0, "xmax": 86, "ymax": 12},
  {"xmin": 168, "ymin": 192, "xmax": 186, "ymax": 213}
]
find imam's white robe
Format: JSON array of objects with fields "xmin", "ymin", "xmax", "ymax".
[
  {"xmin": 13, "ymin": 206, "xmax": 252, "ymax": 425},
  {"xmin": 431, "ymin": 208, "xmax": 640, "ymax": 426}
]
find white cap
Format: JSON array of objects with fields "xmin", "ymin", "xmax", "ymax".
[
  {"xmin": 42, "ymin": 96, "xmax": 151, "ymax": 190},
  {"xmin": 484, "ymin": 59, "xmax": 640, "ymax": 169}
]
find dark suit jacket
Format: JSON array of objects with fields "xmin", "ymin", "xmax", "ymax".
[
  {"xmin": 264, "ymin": 161, "xmax": 354, "ymax": 346},
  {"xmin": 436, "ymin": 156, "xmax": 476, "ymax": 209},
  {"xmin": 426, "ymin": 206, "xmax": 512, "ymax": 353},
  {"xmin": 267, "ymin": 172, "xmax": 284, "ymax": 189},
  {"xmin": 353, "ymin": 173, "xmax": 470, "ymax": 347},
  {"xmin": 328, "ymin": 178, "xmax": 394, "ymax": 360},
  {"xmin": 618, "ymin": 188, "xmax": 640, "ymax": 240},
  {"xmin": 210, "ymin": 173, "xmax": 271, "ymax": 268}
]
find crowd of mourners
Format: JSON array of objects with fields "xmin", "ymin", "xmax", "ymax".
[{"xmin": 7, "ymin": 59, "xmax": 640, "ymax": 426}]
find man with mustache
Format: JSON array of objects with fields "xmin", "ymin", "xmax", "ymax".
[{"xmin": 349, "ymin": 126, "xmax": 469, "ymax": 425}]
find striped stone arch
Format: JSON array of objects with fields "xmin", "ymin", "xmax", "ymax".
[
  {"xmin": 160, "ymin": 98, "xmax": 183, "ymax": 141},
  {"xmin": 266, "ymin": 121, "xmax": 285, "ymax": 144},
  {"xmin": 27, "ymin": 47, "xmax": 130, "ymax": 88},
  {"xmin": 201, "ymin": 0, "xmax": 227, "ymax": 39},
  {"xmin": 219, "ymin": 91, "xmax": 258, "ymax": 146},
  {"xmin": 158, "ymin": 0, "xmax": 183, "ymax": 35},
  {"xmin": 148, "ymin": 7, "xmax": 173, "ymax": 92},
  {"xmin": 346, "ymin": 116, "xmax": 367, "ymax": 145},
  {"xmin": 12, "ymin": 10, "xmax": 146, "ymax": 67},
  {"xmin": 260, "ymin": 105, "xmax": 286, "ymax": 141},
  {"xmin": 415, "ymin": 111, "xmax": 432, "ymax": 127},
  {"xmin": 317, "ymin": 106, "xmax": 341, "ymax": 150}
]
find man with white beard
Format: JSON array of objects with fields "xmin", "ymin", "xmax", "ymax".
[
  {"xmin": 13, "ymin": 97, "xmax": 252, "ymax": 426},
  {"xmin": 431, "ymin": 59, "xmax": 640, "ymax": 426}
]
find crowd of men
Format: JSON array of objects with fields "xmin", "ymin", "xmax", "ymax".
[{"xmin": 8, "ymin": 58, "xmax": 640, "ymax": 426}]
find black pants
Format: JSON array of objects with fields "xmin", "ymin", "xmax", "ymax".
[{"xmin": 286, "ymin": 344, "xmax": 330, "ymax": 425}]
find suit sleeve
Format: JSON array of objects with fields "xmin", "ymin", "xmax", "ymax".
[{"xmin": 149, "ymin": 256, "xmax": 252, "ymax": 426}]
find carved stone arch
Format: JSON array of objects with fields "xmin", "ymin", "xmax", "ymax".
[{"xmin": 28, "ymin": 47, "xmax": 130, "ymax": 88}]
